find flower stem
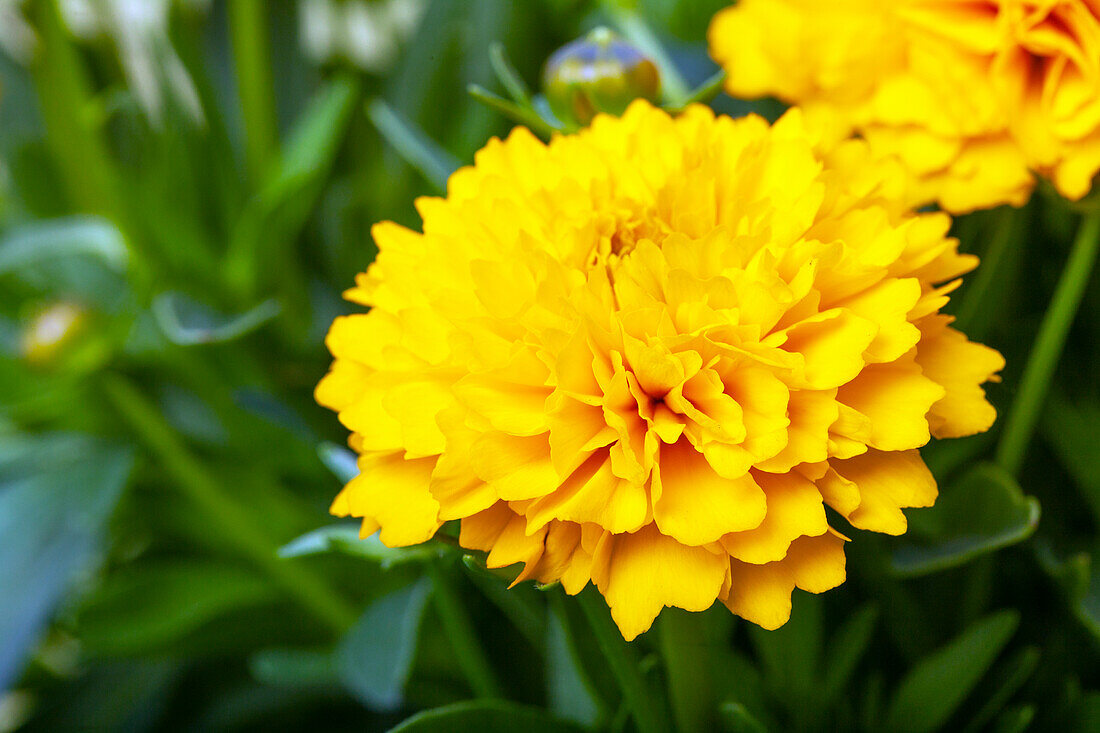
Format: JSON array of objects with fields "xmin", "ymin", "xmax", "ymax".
[
  {"xmin": 425, "ymin": 559, "xmax": 504, "ymax": 699},
  {"xmin": 576, "ymin": 590, "xmax": 667, "ymax": 733},
  {"xmin": 995, "ymin": 211, "xmax": 1100, "ymax": 476},
  {"xmin": 658, "ymin": 609, "xmax": 715, "ymax": 733},
  {"xmin": 100, "ymin": 372, "xmax": 357, "ymax": 635},
  {"xmin": 228, "ymin": 0, "xmax": 279, "ymax": 183}
]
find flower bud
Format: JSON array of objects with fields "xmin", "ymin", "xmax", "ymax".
[{"xmin": 542, "ymin": 27, "xmax": 660, "ymax": 127}]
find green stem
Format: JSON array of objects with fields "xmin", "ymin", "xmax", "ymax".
[
  {"xmin": 577, "ymin": 591, "xmax": 666, "ymax": 733},
  {"xmin": 658, "ymin": 609, "xmax": 715, "ymax": 733},
  {"xmin": 30, "ymin": 0, "xmax": 151, "ymax": 294},
  {"xmin": 229, "ymin": 0, "xmax": 279, "ymax": 182},
  {"xmin": 425, "ymin": 560, "xmax": 503, "ymax": 699},
  {"xmin": 101, "ymin": 372, "xmax": 357, "ymax": 635},
  {"xmin": 995, "ymin": 211, "xmax": 1100, "ymax": 476}
]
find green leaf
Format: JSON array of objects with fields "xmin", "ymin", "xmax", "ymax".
[
  {"xmin": 0, "ymin": 433, "xmax": 133, "ymax": 691},
  {"xmin": 279, "ymin": 524, "xmax": 440, "ymax": 568},
  {"xmin": 225, "ymin": 76, "xmax": 362, "ymax": 295},
  {"xmin": 76, "ymin": 561, "xmax": 278, "ymax": 654},
  {"xmin": 317, "ymin": 442, "xmax": 359, "ymax": 484},
  {"xmin": 891, "ymin": 462, "xmax": 1040, "ymax": 577},
  {"xmin": 1042, "ymin": 390, "xmax": 1100, "ymax": 522},
  {"xmin": 718, "ymin": 702, "xmax": 769, "ymax": 733},
  {"xmin": 388, "ymin": 700, "xmax": 586, "ymax": 733},
  {"xmin": 884, "ymin": 610, "xmax": 1020, "ymax": 733},
  {"xmin": 0, "ymin": 216, "xmax": 128, "ymax": 275},
  {"xmin": 546, "ymin": 601, "xmax": 604, "ymax": 727},
  {"xmin": 367, "ymin": 99, "xmax": 462, "ymax": 194},
  {"xmin": 249, "ymin": 648, "xmax": 340, "ymax": 689},
  {"xmin": 960, "ymin": 646, "xmax": 1040, "ymax": 733},
  {"xmin": 152, "ymin": 292, "xmax": 280, "ymax": 345},
  {"xmin": 337, "ymin": 577, "xmax": 432, "ymax": 711},
  {"xmin": 822, "ymin": 604, "xmax": 879, "ymax": 704},
  {"xmin": 992, "ymin": 705, "xmax": 1035, "ymax": 733}
]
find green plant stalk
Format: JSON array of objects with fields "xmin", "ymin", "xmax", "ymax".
[
  {"xmin": 29, "ymin": 0, "xmax": 151, "ymax": 292},
  {"xmin": 101, "ymin": 372, "xmax": 357, "ymax": 635},
  {"xmin": 995, "ymin": 211, "xmax": 1100, "ymax": 476},
  {"xmin": 228, "ymin": 0, "xmax": 279, "ymax": 182},
  {"xmin": 658, "ymin": 610, "xmax": 715, "ymax": 733},
  {"xmin": 576, "ymin": 591, "xmax": 667, "ymax": 733},
  {"xmin": 425, "ymin": 560, "xmax": 504, "ymax": 699}
]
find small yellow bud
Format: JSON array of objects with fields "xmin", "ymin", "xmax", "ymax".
[
  {"xmin": 542, "ymin": 27, "xmax": 660, "ymax": 127},
  {"xmin": 21, "ymin": 302, "xmax": 88, "ymax": 366}
]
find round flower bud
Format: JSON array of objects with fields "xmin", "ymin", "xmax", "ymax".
[
  {"xmin": 22, "ymin": 302, "xmax": 87, "ymax": 366},
  {"xmin": 542, "ymin": 27, "xmax": 660, "ymax": 127}
]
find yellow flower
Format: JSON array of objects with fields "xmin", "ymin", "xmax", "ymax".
[
  {"xmin": 316, "ymin": 100, "xmax": 1003, "ymax": 640},
  {"xmin": 709, "ymin": 0, "xmax": 1100, "ymax": 212}
]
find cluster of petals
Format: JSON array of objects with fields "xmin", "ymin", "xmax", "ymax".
[
  {"xmin": 709, "ymin": 0, "xmax": 1100, "ymax": 212},
  {"xmin": 316, "ymin": 100, "xmax": 1004, "ymax": 640}
]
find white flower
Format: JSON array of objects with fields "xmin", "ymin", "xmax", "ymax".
[{"xmin": 299, "ymin": 0, "xmax": 426, "ymax": 73}]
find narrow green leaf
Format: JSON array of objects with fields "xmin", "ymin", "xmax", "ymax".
[
  {"xmin": 489, "ymin": 42, "xmax": 532, "ymax": 106},
  {"xmin": 76, "ymin": 561, "xmax": 277, "ymax": 655},
  {"xmin": 152, "ymin": 292, "xmax": 280, "ymax": 345},
  {"xmin": 225, "ymin": 76, "xmax": 361, "ymax": 296},
  {"xmin": 466, "ymin": 85, "xmax": 558, "ymax": 139},
  {"xmin": 279, "ymin": 525, "xmax": 440, "ymax": 568},
  {"xmin": 546, "ymin": 603, "xmax": 603, "ymax": 727},
  {"xmin": 960, "ymin": 646, "xmax": 1040, "ymax": 733},
  {"xmin": 891, "ymin": 462, "xmax": 1040, "ymax": 577},
  {"xmin": 0, "ymin": 433, "xmax": 134, "ymax": 690},
  {"xmin": 1042, "ymin": 390, "xmax": 1100, "ymax": 522},
  {"xmin": 317, "ymin": 442, "xmax": 359, "ymax": 484},
  {"xmin": 337, "ymin": 577, "xmax": 432, "ymax": 711},
  {"xmin": 718, "ymin": 702, "xmax": 769, "ymax": 733},
  {"xmin": 822, "ymin": 604, "xmax": 879, "ymax": 703},
  {"xmin": 367, "ymin": 99, "xmax": 462, "ymax": 194},
  {"xmin": 884, "ymin": 610, "xmax": 1020, "ymax": 733},
  {"xmin": 992, "ymin": 705, "xmax": 1035, "ymax": 733},
  {"xmin": 388, "ymin": 700, "xmax": 586, "ymax": 733},
  {"xmin": 665, "ymin": 70, "xmax": 727, "ymax": 112}
]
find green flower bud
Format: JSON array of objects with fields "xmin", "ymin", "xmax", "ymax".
[
  {"xmin": 542, "ymin": 27, "xmax": 660, "ymax": 128},
  {"xmin": 21, "ymin": 301, "xmax": 111, "ymax": 373}
]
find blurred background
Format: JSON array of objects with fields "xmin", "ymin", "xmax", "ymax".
[{"xmin": 1, "ymin": 1, "xmax": 1099, "ymax": 731}]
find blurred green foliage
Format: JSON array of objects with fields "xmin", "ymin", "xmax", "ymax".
[{"xmin": 0, "ymin": 1, "xmax": 1099, "ymax": 731}]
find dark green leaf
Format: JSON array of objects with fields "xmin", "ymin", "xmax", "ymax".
[
  {"xmin": 77, "ymin": 561, "xmax": 278, "ymax": 654},
  {"xmin": 338, "ymin": 577, "xmax": 432, "ymax": 711},
  {"xmin": 884, "ymin": 610, "xmax": 1020, "ymax": 733},
  {"xmin": 961, "ymin": 646, "xmax": 1040, "ymax": 733},
  {"xmin": 388, "ymin": 700, "xmax": 586, "ymax": 733},
  {"xmin": 891, "ymin": 462, "xmax": 1039, "ymax": 577},
  {"xmin": 0, "ymin": 433, "xmax": 133, "ymax": 691},
  {"xmin": 718, "ymin": 702, "xmax": 769, "ymax": 733},
  {"xmin": 1042, "ymin": 390, "xmax": 1100, "ymax": 522},
  {"xmin": 822, "ymin": 604, "xmax": 878, "ymax": 703},
  {"xmin": 992, "ymin": 705, "xmax": 1035, "ymax": 733},
  {"xmin": 546, "ymin": 602, "xmax": 603, "ymax": 727}
]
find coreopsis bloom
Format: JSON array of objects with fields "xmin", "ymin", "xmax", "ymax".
[
  {"xmin": 317, "ymin": 100, "xmax": 1003, "ymax": 639},
  {"xmin": 709, "ymin": 1, "xmax": 1100, "ymax": 212}
]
